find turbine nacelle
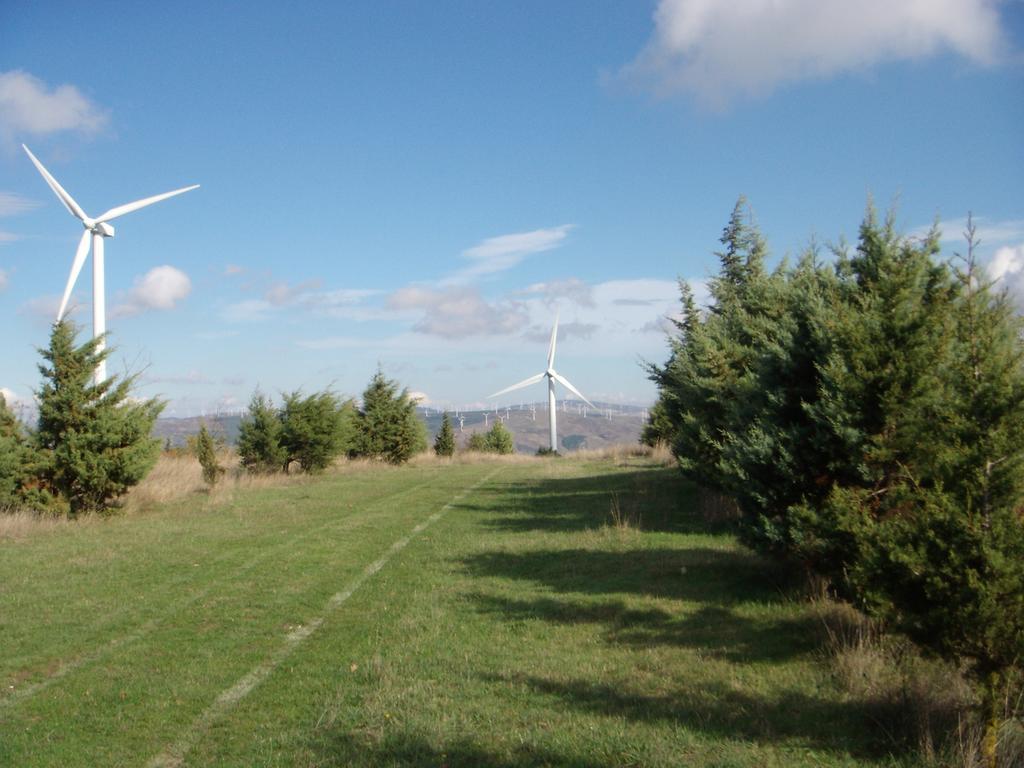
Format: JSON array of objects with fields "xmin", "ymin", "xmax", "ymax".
[{"xmin": 84, "ymin": 219, "xmax": 115, "ymax": 237}]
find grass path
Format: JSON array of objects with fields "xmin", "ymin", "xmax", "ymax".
[{"xmin": 1, "ymin": 457, "xmax": 915, "ymax": 766}]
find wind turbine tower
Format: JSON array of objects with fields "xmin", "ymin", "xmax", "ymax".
[
  {"xmin": 23, "ymin": 145, "xmax": 199, "ymax": 384},
  {"xmin": 487, "ymin": 314, "xmax": 592, "ymax": 452}
]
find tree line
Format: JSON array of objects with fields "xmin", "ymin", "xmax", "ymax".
[
  {"xmin": 0, "ymin": 326, "xmax": 520, "ymax": 515},
  {"xmin": 645, "ymin": 198, "xmax": 1024, "ymax": 761}
]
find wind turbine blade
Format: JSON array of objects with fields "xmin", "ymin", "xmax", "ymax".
[
  {"xmin": 488, "ymin": 372, "xmax": 545, "ymax": 400},
  {"xmin": 551, "ymin": 370, "xmax": 594, "ymax": 408},
  {"xmin": 22, "ymin": 145, "xmax": 88, "ymax": 222},
  {"xmin": 96, "ymin": 184, "xmax": 200, "ymax": 223},
  {"xmin": 547, "ymin": 313, "xmax": 559, "ymax": 369},
  {"xmin": 57, "ymin": 230, "xmax": 92, "ymax": 321}
]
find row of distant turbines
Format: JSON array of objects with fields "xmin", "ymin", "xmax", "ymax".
[{"xmin": 23, "ymin": 146, "xmax": 599, "ymax": 452}]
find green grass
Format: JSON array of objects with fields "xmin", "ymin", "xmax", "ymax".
[{"xmin": 0, "ymin": 456, "xmax": 920, "ymax": 766}]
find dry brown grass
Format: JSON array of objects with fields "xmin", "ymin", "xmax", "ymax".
[
  {"xmin": 0, "ymin": 510, "xmax": 82, "ymax": 542},
  {"xmin": 810, "ymin": 597, "xmax": 990, "ymax": 765},
  {"xmin": 120, "ymin": 450, "xmax": 320, "ymax": 515},
  {"xmin": 409, "ymin": 450, "xmax": 538, "ymax": 467},
  {"xmin": 695, "ymin": 486, "xmax": 742, "ymax": 525},
  {"xmin": 572, "ymin": 442, "xmax": 675, "ymax": 466}
]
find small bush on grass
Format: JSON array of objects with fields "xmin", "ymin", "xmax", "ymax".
[
  {"xmin": 194, "ymin": 423, "xmax": 225, "ymax": 488},
  {"xmin": 465, "ymin": 421, "xmax": 515, "ymax": 454}
]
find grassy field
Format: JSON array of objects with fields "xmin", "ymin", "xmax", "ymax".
[{"xmin": 0, "ymin": 454, "xmax": 926, "ymax": 767}]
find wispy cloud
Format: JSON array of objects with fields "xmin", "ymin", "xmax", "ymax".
[
  {"xmin": 196, "ymin": 329, "xmax": 240, "ymax": 341},
  {"xmin": 912, "ymin": 216, "xmax": 1024, "ymax": 246},
  {"xmin": 143, "ymin": 370, "xmax": 211, "ymax": 386},
  {"xmin": 296, "ymin": 335, "xmax": 391, "ymax": 350},
  {"xmin": 0, "ymin": 192, "xmax": 41, "ymax": 217},
  {"xmin": 524, "ymin": 321, "xmax": 599, "ymax": 344},
  {"xmin": 387, "ymin": 285, "xmax": 526, "ymax": 338},
  {"xmin": 223, "ymin": 298, "xmax": 274, "ymax": 323},
  {"xmin": 113, "ymin": 265, "xmax": 192, "ymax": 317},
  {"xmin": 0, "ymin": 269, "xmax": 7, "ymax": 292},
  {"xmin": 443, "ymin": 225, "xmax": 574, "ymax": 285},
  {"xmin": 264, "ymin": 277, "xmax": 323, "ymax": 306},
  {"xmin": 19, "ymin": 293, "xmax": 81, "ymax": 324},
  {"xmin": 622, "ymin": 0, "xmax": 1009, "ymax": 108},
  {"xmin": 519, "ymin": 277, "xmax": 595, "ymax": 307},
  {"xmin": 0, "ymin": 70, "xmax": 109, "ymax": 143}
]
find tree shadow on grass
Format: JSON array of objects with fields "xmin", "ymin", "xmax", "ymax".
[
  {"xmin": 479, "ymin": 672, "xmax": 904, "ymax": 762},
  {"xmin": 308, "ymin": 731, "xmax": 619, "ymax": 768},
  {"xmin": 469, "ymin": 594, "xmax": 820, "ymax": 664},
  {"xmin": 455, "ymin": 468, "xmax": 728, "ymax": 536},
  {"xmin": 460, "ymin": 546, "xmax": 788, "ymax": 605}
]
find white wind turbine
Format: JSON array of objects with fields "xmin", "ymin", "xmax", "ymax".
[
  {"xmin": 488, "ymin": 314, "xmax": 593, "ymax": 452},
  {"xmin": 23, "ymin": 145, "xmax": 199, "ymax": 384}
]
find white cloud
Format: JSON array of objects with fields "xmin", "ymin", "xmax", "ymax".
[
  {"xmin": 387, "ymin": 285, "xmax": 527, "ymax": 338},
  {"xmin": 0, "ymin": 70, "xmax": 109, "ymax": 141},
  {"xmin": 0, "ymin": 269, "xmax": 7, "ymax": 292},
  {"xmin": 989, "ymin": 243, "xmax": 1024, "ymax": 307},
  {"xmin": 624, "ymin": 0, "xmax": 1008, "ymax": 107},
  {"xmin": 113, "ymin": 265, "xmax": 191, "ymax": 317},
  {"xmin": 0, "ymin": 388, "xmax": 36, "ymax": 420},
  {"xmin": 0, "ymin": 230, "xmax": 19, "ymax": 245},
  {"xmin": 444, "ymin": 225, "xmax": 574, "ymax": 284}
]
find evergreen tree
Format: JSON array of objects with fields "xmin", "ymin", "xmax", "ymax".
[
  {"xmin": 434, "ymin": 412, "xmax": 455, "ymax": 457},
  {"xmin": 466, "ymin": 432, "xmax": 488, "ymax": 452},
  {"xmin": 237, "ymin": 392, "xmax": 287, "ymax": 473},
  {"xmin": 279, "ymin": 390, "xmax": 354, "ymax": 473},
  {"xmin": 194, "ymin": 423, "xmax": 225, "ymax": 487},
  {"xmin": 651, "ymin": 203, "xmax": 1024, "ymax": 757},
  {"xmin": 34, "ymin": 320, "xmax": 163, "ymax": 516},
  {"xmin": 484, "ymin": 420, "xmax": 514, "ymax": 454},
  {"xmin": 639, "ymin": 397, "xmax": 674, "ymax": 447},
  {"xmin": 355, "ymin": 370, "xmax": 426, "ymax": 464},
  {"xmin": 0, "ymin": 394, "xmax": 27, "ymax": 509}
]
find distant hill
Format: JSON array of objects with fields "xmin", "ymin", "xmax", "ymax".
[
  {"xmin": 154, "ymin": 401, "xmax": 647, "ymax": 454},
  {"xmin": 417, "ymin": 401, "xmax": 646, "ymax": 454},
  {"xmin": 154, "ymin": 414, "xmax": 243, "ymax": 448}
]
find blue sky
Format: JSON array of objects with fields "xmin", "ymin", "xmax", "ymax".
[{"xmin": 2, "ymin": 1, "xmax": 1022, "ymax": 416}]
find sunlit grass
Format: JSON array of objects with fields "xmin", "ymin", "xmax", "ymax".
[{"xmin": 0, "ymin": 452, "xmax": 948, "ymax": 766}]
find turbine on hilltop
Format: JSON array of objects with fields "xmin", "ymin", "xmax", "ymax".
[
  {"xmin": 23, "ymin": 145, "xmax": 199, "ymax": 384},
  {"xmin": 488, "ymin": 314, "xmax": 593, "ymax": 452}
]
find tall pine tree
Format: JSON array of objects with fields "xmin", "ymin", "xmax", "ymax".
[
  {"xmin": 237, "ymin": 392, "xmax": 287, "ymax": 473},
  {"xmin": 355, "ymin": 369, "xmax": 426, "ymax": 464},
  {"xmin": 34, "ymin": 320, "xmax": 163, "ymax": 516},
  {"xmin": 434, "ymin": 412, "xmax": 455, "ymax": 457}
]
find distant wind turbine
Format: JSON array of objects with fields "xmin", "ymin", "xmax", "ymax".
[
  {"xmin": 488, "ymin": 314, "xmax": 593, "ymax": 452},
  {"xmin": 23, "ymin": 145, "xmax": 199, "ymax": 384}
]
